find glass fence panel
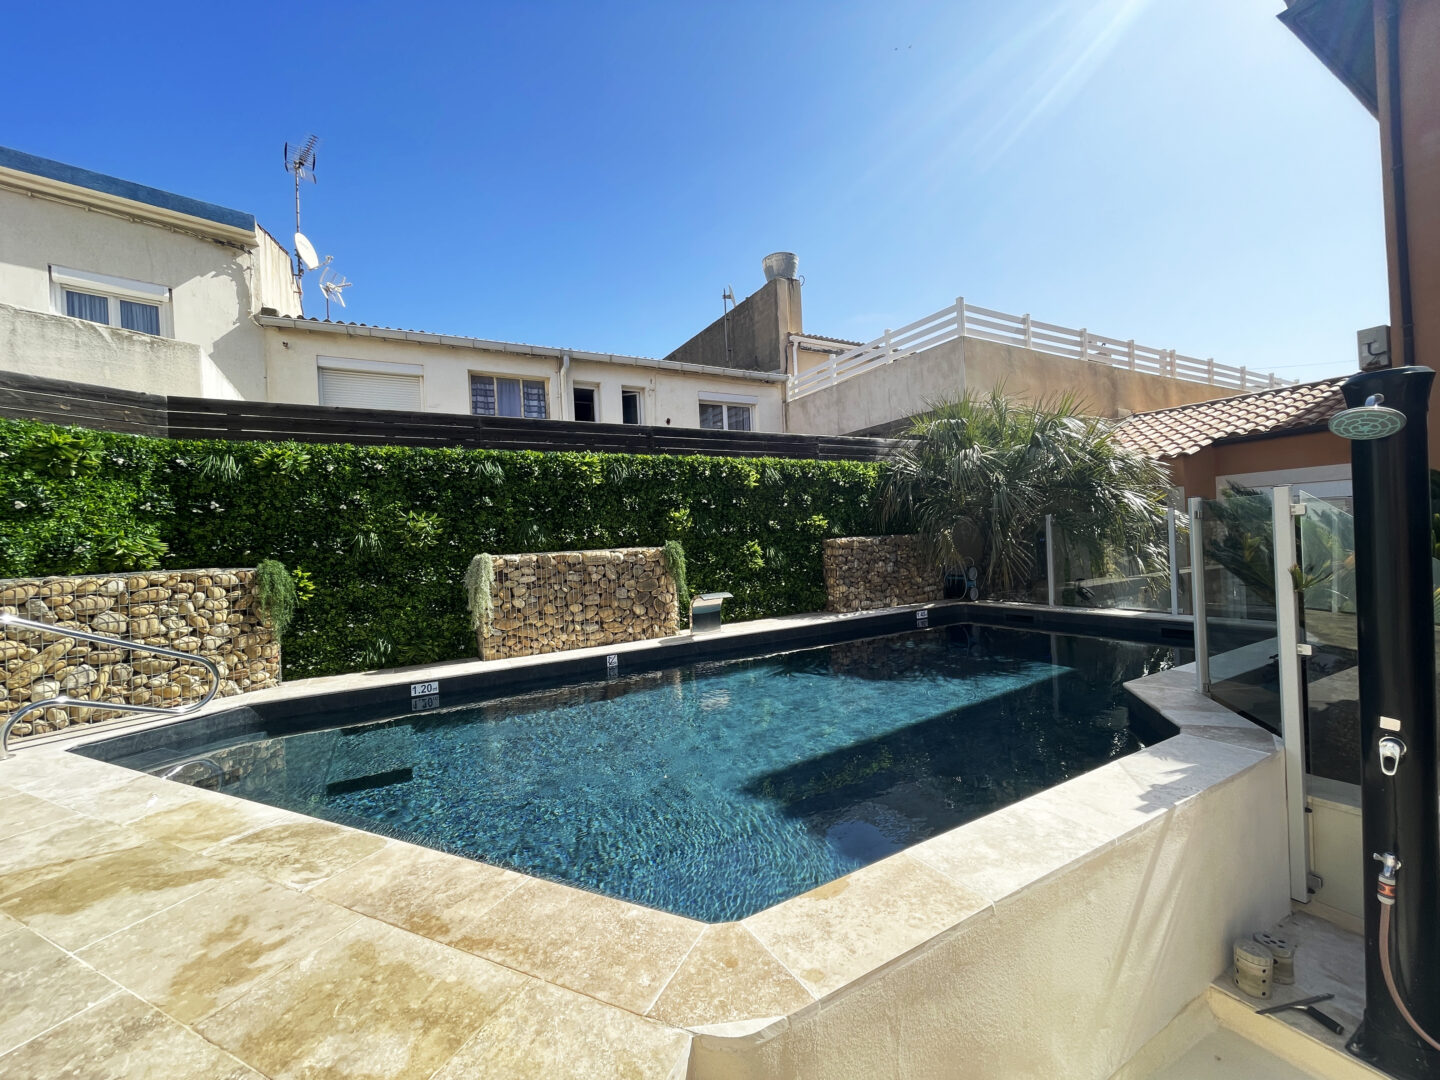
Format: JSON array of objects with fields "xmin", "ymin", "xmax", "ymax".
[
  {"xmin": 1296, "ymin": 494, "xmax": 1359, "ymax": 784},
  {"xmin": 1202, "ymin": 490, "xmax": 1280, "ymax": 733},
  {"xmin": 1055, "ymin": 508, "xmax": 1187, "ymax": 614}
]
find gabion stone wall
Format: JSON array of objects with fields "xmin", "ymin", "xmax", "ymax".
[
  {"xmin": 482, "ymin": 547, "xmax": 680, "ymax": 660},
  {"xmin": 822, "ymin": 535, "xmax": 944, "ymax": 612},
  {"xmin": 0, "ymin": 568, "xmax": 279, "ymax": 740}
]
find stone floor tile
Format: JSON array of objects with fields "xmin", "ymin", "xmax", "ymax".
[
  {"xmin": 0, "ymin": 791, "xmax": 67, "ymax": 842},
  {"xmin": 434, "ymin": 980, "xmax": 691, "ymax": 1080},
  {"xmin": 129, "ymin": 793, "xmax": 289, "ymax": 852},
  {"xmin": 0, "ymin": 928, "xmax": 118, "ymax": 1056},
  {"xmin": 0, "ymin": 990, "xmax": 262, "ymax": 1079},
  {"xmin": 457, "ymin": 878, "xmax": 704, "ymax": 1015},
  {"xmin": 3, "ymin": 754, "xmax": 138, "ymax": 802},
  {"xmin": 201, "ymin": 819, "xmax": 387, "ymax": 889},
  {"xmin": 908, "ymin": 796, "xmax": 1115, "ymax": 904},
  {"xmin": 0, "ymin": 839, "xmax": 234, "ymax": 950},
  {"xmin": 743, "ymin": 853, "xmax": 990, "ymax": 998},
  {"xmin": 46, "ymin": 774, "xmax": 214, "ymax": 825},
  {"xmin": 649, "ymin": 921, "xmax": 815, "ymax": 1028},
  {"xmin": 0, "ymin": 815, "xmax": 144, "ymax": 884},
  {"xmin": 196, "ymin": 918, "xmax": 529, "ymax": 1080},
  {"xmin": 78, "ymin": 875, "xmax": 360, "ymax": 1024},
  {"xmin": 311, "ymin": 841, "xmax": 524, "ymax": 944}
]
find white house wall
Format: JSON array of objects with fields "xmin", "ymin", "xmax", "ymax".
[
  {"xmin": 0, "ymin": 187, "xmax": 296, "ymax": 400},
  {"xmin": 264, "ymin": 327, "xmax": 786, "ymax": 430}
]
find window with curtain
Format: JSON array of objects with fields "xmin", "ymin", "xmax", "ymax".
[
  {"xmin": 65, "ymin": 290, "xmax": 109, "ymax": 324},
  {"xmin": 699, "ymin": 401, "xmax": 755, "ymax": 430},
  {"xmin": 119, "ymin": 300, "xmax": 161, "ymax": 335},
  {"xmin": 471, "ymin": 375, "xmax": 547, "ymax": 418}
]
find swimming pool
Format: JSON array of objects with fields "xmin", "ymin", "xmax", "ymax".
[{"xmin": 90, "ymin": 624, "xmax": 1183, "ymax": 921}]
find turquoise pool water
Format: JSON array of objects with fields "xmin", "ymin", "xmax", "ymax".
[{"xmin": 209, "ymin": 626, "xmax": 1178, "ymax": 921}]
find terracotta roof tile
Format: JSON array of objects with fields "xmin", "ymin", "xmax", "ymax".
[{"xmin": 1112, "ymin": 377, "xmax": 1348, "ymax": 458}]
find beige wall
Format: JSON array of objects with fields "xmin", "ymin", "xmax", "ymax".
[
  {"xmin": 785, "ymin": 336, "xmax": 1230, "ymax": 436},
  {"xmin": 663, "ymin": 277, "xmax": 802, "ymax": 374},
  {"xmin": 263, "ymin": 326, "xmax": 787, "ymax": 431},
  {"xmin": 690, "ymin": 751, "xmax": 1290, "ymax": 1080},
  {"xmin": 1167, "ymin": 430, "xmax": 1352, "ymax": 502},
  {"xmin": 0, "ymin": 187, "xmax": 298, "ymax": 400},
  {"xmin": 0, "ymin": 301, "xmax": 219, "ymax": 397}
]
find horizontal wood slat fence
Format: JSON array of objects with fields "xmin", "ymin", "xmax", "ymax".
[
  {"xmin": 0, "ymin": 371, "xmax": 897, "ymax": 461},
  {"xmin": 788, "ymin": 296, "xmax": 1292, "ymax": 399}
]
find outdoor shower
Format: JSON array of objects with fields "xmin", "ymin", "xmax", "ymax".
[{"xmin": 1330, "ymin": 366, "xmax": 1440, "ymax": 1078}]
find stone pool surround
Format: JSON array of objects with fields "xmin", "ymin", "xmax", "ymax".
[{"xmin": 0, "ymin": 603, "xmax": 1289, "ymax": 1080}]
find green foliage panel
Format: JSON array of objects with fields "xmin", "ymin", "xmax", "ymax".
[{"xmin": 0, "ymin": 420, "xmax": 879, "ymax": 679}]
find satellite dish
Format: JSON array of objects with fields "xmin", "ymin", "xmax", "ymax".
[{"xmin": 294, "ymin": 232, "xmax": 320, "ymax": 271}]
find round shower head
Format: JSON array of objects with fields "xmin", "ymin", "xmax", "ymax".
[{"xmin": 1329, "ymin": 394, "xmax": 1407, "ymax": 441}]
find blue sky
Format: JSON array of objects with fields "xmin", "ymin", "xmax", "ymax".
[{"xmin": 4, "ymin": 1, "xmax": 1385, "ymax": 382}]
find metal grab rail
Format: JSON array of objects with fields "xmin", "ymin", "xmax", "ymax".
[{"xmin": 1, "ymin": 613, "xmax": 221, "ymax": 757}]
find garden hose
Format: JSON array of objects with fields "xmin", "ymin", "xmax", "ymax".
[{"xmin": 1376, "ymin": 854, "xmax": 1440, "ymax": 1053}]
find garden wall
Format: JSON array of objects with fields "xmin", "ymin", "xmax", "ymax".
[
  {"xmin": 1, "ymin": 568, "xmax": 278, "ymax": 740},
  {"xmin": 822, "ymin": 535, "xmax": 943, "ymax": 611},
  {"xmin": 481, "ymin": 547, "xmax": 680, "ymax": 660}
]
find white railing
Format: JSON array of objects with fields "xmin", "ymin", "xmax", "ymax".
[{"xmin": 787, "ymin": 296, "xmax": 1291, "ymax": 400}]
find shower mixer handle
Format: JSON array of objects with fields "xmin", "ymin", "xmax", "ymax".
[{"xmin": 1378, "ymin": 735, "xmax": 1406, "ymax": 777}]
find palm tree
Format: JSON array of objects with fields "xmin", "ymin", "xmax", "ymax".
[{"xmin": 878, "ymin": 388, "xmax": 1172, "ymax": 597}]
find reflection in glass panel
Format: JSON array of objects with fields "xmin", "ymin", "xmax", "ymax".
[
  {"xmin": 1202, "ymin": 489, "xmax": 1280, "ymax": 733},
  {"xmin": 1296, "ymin": 495, "xmax": 1358, "ymax": 784}
]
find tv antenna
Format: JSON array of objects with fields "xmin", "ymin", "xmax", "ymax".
[
  {"xmin": 284, "ymin": 136, "xmax": 320, "ymax": 301},
  {"xmin": 317, "ymin": 257, "xmax": 353, "ymax": 320}
]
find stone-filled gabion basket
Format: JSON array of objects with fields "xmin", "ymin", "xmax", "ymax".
[{"xmin": 0, "ymin": 568, "xmax": 279, "ymax": 739}]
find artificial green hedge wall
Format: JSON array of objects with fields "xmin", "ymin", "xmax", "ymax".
[{"xmin": 0, "ymin": 420, "xmax": 881, "ymax": 678}]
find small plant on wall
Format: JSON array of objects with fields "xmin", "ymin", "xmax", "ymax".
[
  {"xmin": 254, "ymin": 559, "xmax": 298, "ymax": 639},
  {"xmin": 663, "ymin": 540, "xmax": 689, "ymax": 618},
  {"xmin": 464, "ymin": 553, "xmax": 495, "ymax": 641}
]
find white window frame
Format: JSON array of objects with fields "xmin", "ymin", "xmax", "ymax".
[
  {"xmin": 470, "ymin": 372, "xmax": 549, "ymax": 419},
  {"xmin": 49, "ymin": 265, "xmax": 172, "ymax": 337},
  {"xmin": 699, "ymin": 392, "xmax": 757, "ymax": 431},
  {"xmin": 620, "ymin": 387, "xmax": 644, "ymax": 426}
]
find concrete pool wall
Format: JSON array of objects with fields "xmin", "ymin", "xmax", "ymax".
[{"xmin": 0, "ymin": 605, "xmax": 1289, "ymax": 1079}]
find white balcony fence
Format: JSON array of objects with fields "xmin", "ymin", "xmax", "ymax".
[{"xmin": 787, "ymin": 297, "xmax": 1291, "ymax": 400}]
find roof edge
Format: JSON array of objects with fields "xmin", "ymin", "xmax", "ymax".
[{"xmin": 256, "ymin": 316, "xmax": 791, "ymax": 383}]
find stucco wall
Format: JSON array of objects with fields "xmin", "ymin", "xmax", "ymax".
[
  {"xmin": 1167, "ymin": 431, "xmax": 1353, "ymax": 501},
  {"xmin": 0, "ymin": 301, "xmax": 213, "ymax": 398},
  {"xmin": 0, "ymin": 187, "xmax": 297, "ymax": 400},
  {"xmin": 663, "ymin": 277, "xmax": 802, "ymax": 374},
  {"xmin": 785, "ymin": 336, "xmax": 1229, "ymax": 436},
  {"xmin": 263, "ymin": 326, "xmax": 787, "ymax": 431},
  {"xmin": 689, "ymin": 750, "xmax": 1290, "ymax": 1080}
]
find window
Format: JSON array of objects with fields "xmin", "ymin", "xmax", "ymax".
[
  {"xmin": 699, "ymin": 400, "xmax": 754, "ymax": 431},
  {"xmin": 51, "ymin": 266, "xmax": 169, "ymax": 336},
  {"xmin": 573, "ymin": 386, "xmax": 597, "ymax": 422},
  {"xmin": 621, "ymin": 389, "xmax": 643, "ymax": 426},
  {"xmin": 471, "ymin": 375, "xmax": 547, "ymax": 419}
]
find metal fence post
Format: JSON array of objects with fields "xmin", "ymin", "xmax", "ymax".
[
  {"xmin": 1271, "ymin": 485, "xmax": 1311, "ymax": 903},
  {"xmin": 1167, "ymin": 507, "xmax": 1180, "ymax": 615},
  {"xmin": 1188, "ymin": 497, "xmax": 1209, "ymax": 693},
  {"xmin": 1045, "ymin": 514, "xmax": 1057, "ymax": 607}
]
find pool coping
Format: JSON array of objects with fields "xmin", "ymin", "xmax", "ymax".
[{"xmin": 0, "ymin": 603, "xmax": 1272, "ymax": 1076}]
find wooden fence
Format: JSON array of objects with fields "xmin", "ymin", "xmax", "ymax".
[
  {"xmin": 788, "ymin": 297, "xmax": 1292, "ymax": 399},
  {"xmin": 0, "ymin": 371, "xmax": 897, "ymax": 461}
]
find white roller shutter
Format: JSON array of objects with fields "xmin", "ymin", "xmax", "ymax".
[{"xmin": 318, "ymin": 368, "xmax": 424, "ymax": 411}]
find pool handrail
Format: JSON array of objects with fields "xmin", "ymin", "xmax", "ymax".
[{"xmin": 0, "ymin": 612, "xmax": 222, "ymax": 757}]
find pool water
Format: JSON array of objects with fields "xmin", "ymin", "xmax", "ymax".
[{"xmin": 204, "ymin": 626, "xmax": 1180, "ymax": 921}]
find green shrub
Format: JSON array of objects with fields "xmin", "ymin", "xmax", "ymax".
[
  {"xmin": 0, "ymin": 419, "xmax": 881, "ymax": 678},
  {"xmin": 463, "ymin": 553, "xmax": 494, "ymax": 634}
]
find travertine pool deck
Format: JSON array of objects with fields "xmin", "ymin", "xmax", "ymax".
[{"xmin": 0, "ymin": 604, "xmax": 1286, "ymax": 1079}]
